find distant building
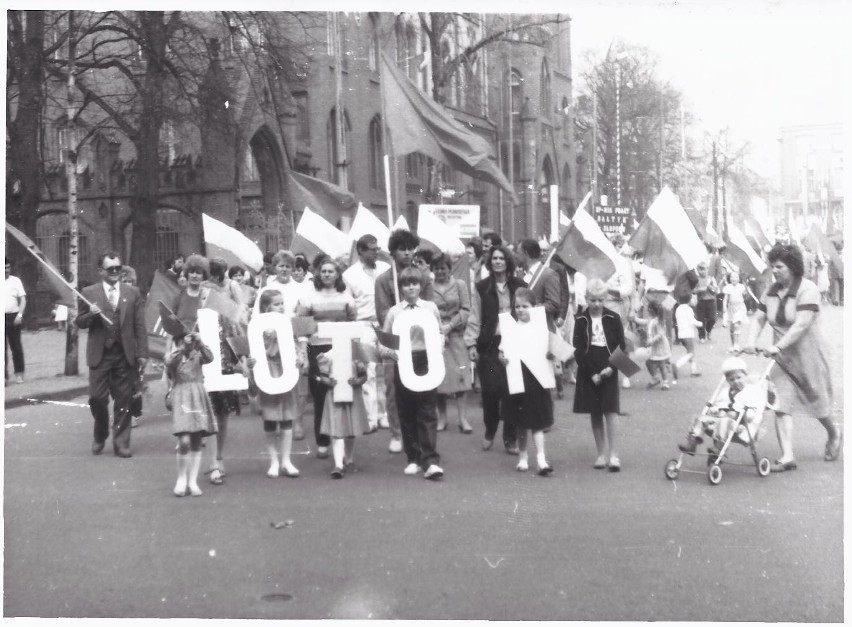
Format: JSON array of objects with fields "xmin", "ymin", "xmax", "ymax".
[{"xmin": 776, "ymin": 122, "xmax": 844, "ymax": 238}]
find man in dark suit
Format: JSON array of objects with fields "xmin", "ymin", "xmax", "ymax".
[
  {"xmin": 516, "ymin": 238, "xmax": 562, "ymax": 331},
  {"xmin": 76, "ymin": 251, "xmax": 148, "ymax": 458}
]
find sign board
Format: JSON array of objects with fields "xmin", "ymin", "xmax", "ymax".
[
  {"xmin": 594, "ymin": 205, "xmax": 634, "ymax": 235},
  {"xmin": 419, "ymin": 204, "xmax": 480, "ymax": 239}
]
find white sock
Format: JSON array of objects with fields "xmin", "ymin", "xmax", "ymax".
[
  {"xmin": 187, "ymin": 450, "xmax": 203, "ymax": 496},
  {"xmin": 174, "ymin": 452, "xmax": 189, "ymax": 496},
  {"xmin": 332, "ymin": 438, "xmax": 345, "ymax": 468},
  {"xmin": 280, "ymin": 429, "xmax": 298, "ymax": 473}
]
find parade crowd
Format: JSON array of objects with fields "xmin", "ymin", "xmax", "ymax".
[{"xmin": 13, "ymin": 224, "xmax": 841, "ymax": 497}]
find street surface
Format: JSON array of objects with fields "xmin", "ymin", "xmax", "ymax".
[{"xmin": 3, "ymin": 306, "xmax": 844, "ymax": 620}]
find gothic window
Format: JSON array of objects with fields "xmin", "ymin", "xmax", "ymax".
[
  {"xmin": 368, "ymin": 115, "xmax": 384, "ymax": 190},
  {"xmin": 540, "ymin": 58, "xmax": 552, "ymax": 118}
]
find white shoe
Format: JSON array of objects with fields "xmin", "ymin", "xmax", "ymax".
[
  {"xmin": 424, "ymin": 464, "xmax": 444, "ymax": 480},
  {"xmin": 622, "ymin": 377, "xmax": 631, "ymax": 389},
  {"xmin": 378, "ymin": 415, "xmax": 390, "ymax": 429},
  {"xmin": 267, "ymin": 462, "xmax": 280, "ymax": 478},
  {"xmin": 388, "ymin": 437, "xmax": 403, "ymax": 454},
  {"xmin": 173, "ymin": 476, "xmax": 188, "ymax": 497},
  {"xmin": 516, "ymin": 460, "xmax": 529, "ymax": 472},
  {"xmin": 404, "ymin": 462, "xmax": 420, "ymax": 475}
]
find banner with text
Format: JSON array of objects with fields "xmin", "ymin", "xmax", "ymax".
[
  {"xmin": 594, "ymin": 205, "xmax": 634, "ymax": 236},
  {"xmin": 419, "ymin": 204, "xmax": 480, "ymax": 239}
]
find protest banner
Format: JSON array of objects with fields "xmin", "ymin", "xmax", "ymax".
[{"xmin": 418, "ymin": 204, "xmax": 481, "ymax": 239}]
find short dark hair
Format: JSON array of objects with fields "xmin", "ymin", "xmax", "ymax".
[
  {"xmin": 486, "ymin": 244, "xmax": 516, "ymax": 277},
  {"xmin": 413, "ymin": 249, "xmax": 433, "ymax": 266},
  {"xmin": 228, "ymin": 265, "xmax": 245, "ymax": 279},
  {"xmin": 208, "ymin": 257, "xmax": 228, "ymax": 281},
  {"xmin": 388, "ymin": 229, "xmax": 420, "ymax": 254},
  {"xmin": 466, "ymin": 239, "xmax": 483, "ymax": 260},
  {"xmin": 482, "ymin": 232, "xmax": 503, "ymax": 247},
  {"xmin": 398, "ymin": 266, "xmax": 422, "ymax": 287},
  {"xmin": 766, "ymin": 243, "xmax": 804, "ymax": 278},
  {"xmin": 98, "ymin": 251, "xmax": 121, "ymax": 268},
  {"xmin": 430, "ymin": 252, "xmax": 452, "ymax": 271},
  {"xmin": 356, "ymin": 234, "xmax": 379, "ymax": 254},
  {"xmin": 294, "ymin": 255, "xmax": 310, "ymax": 272},
  {"xmin": 518, "ymin": 238, "xmax": 541, "ymax": 260}
]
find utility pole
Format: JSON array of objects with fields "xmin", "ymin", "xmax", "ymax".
[
  {"xmin": 711, "ymin": 140, "xmax": 719, "ymax": 235},
  {"xmin": 332, "ymin": 11, "xmax": 348, "ymax": 190},
  {"xmin": 658, "ymin": 91, "xmax": 664, "ymax": 193},
  {"xmin": 64, "ymin": 10, "xmax": 79, "ymax": 376},
  {"xmin": 592, "ymin": 91, "xmax": 598, "ymax": 207}
]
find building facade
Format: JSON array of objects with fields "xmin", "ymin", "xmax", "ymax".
[
  {"xmin": 776, "ymin": 122, "xmax": 844, "ymax": 238},
  {"xmin": 12, "ymin": 11, "xmax": 576, "ymax": 322}
]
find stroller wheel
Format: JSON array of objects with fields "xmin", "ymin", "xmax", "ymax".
[
  {"xmin": 708, "ymin": 464, "xmax": 723, "ymax": 485},
  {"xmin": 664, "ymin": 459, "xmax": 680, "ymax": 480},
  {"xmin": 757, "ymin": 457, "xmax": 771, "ymax": 477}
]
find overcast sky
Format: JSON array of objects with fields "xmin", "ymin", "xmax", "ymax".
[{"xmin": 564, "ymin": 0, "xmax": 848, "ymax": 179}]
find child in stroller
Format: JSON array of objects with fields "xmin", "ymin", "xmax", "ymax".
[{"xmin": 666, "ymin": 356, "xmax": 775, "ymax": 484}]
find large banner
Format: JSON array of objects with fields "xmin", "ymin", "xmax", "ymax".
[
  {"xmin": 419, "ymin": 204, "xmax": 480, "ymax": 239},
  {"xmin": 593, "ymin": 205, "xmax": 634, "ymax": 236}
]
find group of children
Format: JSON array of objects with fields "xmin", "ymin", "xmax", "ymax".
[
  {"xmin": 633, "ymin": 270, "xmax": 752, "ymax": 390},
  {"xmin": 163, "ymin": 264, "xmax": 561, "ymax": 495}
]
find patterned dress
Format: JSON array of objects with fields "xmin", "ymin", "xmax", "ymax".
[
  {"xmin": 432, "ymin": 278, "xmax": 473, "ymax": 396},
  {"xmin": 168, "ymin": 343, "xmax": 218, "ymax": 437},
  {"xmin": 759, "ymin": 277, "xmax": 832, "ymax": 418}
]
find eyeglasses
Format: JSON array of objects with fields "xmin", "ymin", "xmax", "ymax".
[{"xmin": 103, "ymin": 265, "xmax": 123, "ymax": 274}]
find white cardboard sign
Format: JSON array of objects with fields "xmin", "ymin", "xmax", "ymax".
[{"xmin": 498, "ymin": 306, "xmax": 555, "ymax": 394}]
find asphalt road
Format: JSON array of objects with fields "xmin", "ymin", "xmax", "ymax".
[{"xmin": 3, "ymin": 307, "xmax": 844, "ymax": 620}]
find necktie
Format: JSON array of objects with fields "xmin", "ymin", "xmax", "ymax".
[{"xmin": 108, "ymin": 286, "xmax": 118, "ymax": 311}]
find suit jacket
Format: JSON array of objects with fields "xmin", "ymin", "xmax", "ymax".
[
  {"xmin": 530, "ymin": 265, "xmax": 562, "ymax": 331},
  {"xmin": 76, "ymin": 282, "xmax": 149, "ymax": 368},
  {"xmin": 472, "ymin": 275, "xmax": 526, "ymax": 353}
]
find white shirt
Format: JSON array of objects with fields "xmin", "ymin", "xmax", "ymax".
[
  {"xmin": 523, "ymin": 260, "xmax": 542, "ymax": 285},
  {"xmin": 342, "ymin": 259, "xmax": 390, "ymax": 322},
  {"xmin": 254, "ymin": 278, "xmax": 307, "ymax": 318},
  {"xmin": 641, "ymin": 265, "xmax": 674, "ymax": 292},
  {"xmin": 5, "ymin": 275, "xmax": 26, "ymax": 313},
  {"xmin": 102, "ymin": 281, "xmax": 119, "ymax": 309},
  {"xmin": 674, "ymin": 303, "xmax": 702, "ymax": 339},
  {"xmin": 590, "ymin": 315, "xmax": 607, "ymax": 346}
]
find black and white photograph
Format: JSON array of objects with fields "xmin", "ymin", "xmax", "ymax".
[{"xmin": 4, "ymin": 1, "xmax": 846, "ymax": 620}]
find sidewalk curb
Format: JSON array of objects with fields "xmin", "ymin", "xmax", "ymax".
[{"xmin": 4, "ymin": 372, "xmax": 162, "ymax": 411}]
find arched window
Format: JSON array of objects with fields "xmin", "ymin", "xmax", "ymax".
[
  {"xmin": 510, "ymin": 69, "xmax": 523, "ymax": 118},
  {"xmin": 540, "ymin": 58, "xmax": 552, "ymax": 118},
  {"xmin": 368, "ymin": 17, "xmax": 380, "ymax": 72},
  {"xmin": 327, "ymin": 107, "xmax": 353, "ymax": 190},
  {"xmin": 368, "ymin": 115, "xmax": 384, "ymax": 190}
]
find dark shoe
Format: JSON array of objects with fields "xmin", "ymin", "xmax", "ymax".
[
  {"xmin": 114, "ymin": 447, "xmax": 132, "ymax": 458},
  {"xmin": 770, "ymin": 459, "xmax": 798, "ymax": 473},
  {"xmin": 678, "ymin": 434, "xmax": 701, "ymax": 455},
  {"xmin": 825, "ymin": 432, "xmax": 842, "ymax": 461},
  {"xmin": 482, "ymin": 437, "xmax": 494, "ymax": 451},
  {"xmin": 536, "ymin": 464, "xmax": 554, "ymax": 476},
  {"xmin": 91, "ymin": 440, "xmax": 105, "ymax": 455}
]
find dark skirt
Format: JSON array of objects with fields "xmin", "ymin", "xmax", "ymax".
[
  {"xmin": 573, "ymin": 345, "xmax": 620, "ymax": 414},
  {"xmin": 505, "ymin": 363, "xmax": 554, "ymax": 431}
]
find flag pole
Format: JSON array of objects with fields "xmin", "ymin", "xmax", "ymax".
[
  {"xmin": 6, "ymin": 224, "xmax": 113, "ymax": 326},
  {"xmin": 379, "ymin": 54, "xmax": 395, "ymax": 229}
]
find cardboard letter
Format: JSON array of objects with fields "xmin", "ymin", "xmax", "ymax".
[
  {"xmin": 392, "ymin": 308, "xmax": 446, "ymax": 392},
  {"xmin": 499, "ymin": 307, "xmax": 555, "ymax": 394},
  {"xmin": 198, "ymin": 308, "xmax": 249, "ymax": 392},
  {"xmin": 316, "ymin": 321, "xmax": 369, "ymax": 403},
  {"xmin": 247, "ymin": 312, "xmax": 299, "ymax": 395}
]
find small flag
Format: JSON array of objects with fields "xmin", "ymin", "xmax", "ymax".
[
  {"xmin": 202, "ymin": 213, "xmax": 264, "ymax": 273},
  {"xmin": 349, "ymin": 203, "xmax": 391, "ymax": 251},
  {"xmin": 416, "ymin": 206, "xmax": 465, "ymax": 256},
  {"xmin": 724, "ymin": 222, "xmax": 767, "ymax": 277},
  {"xmin": 144, "ymin": 270, "xmax": 182, "ymax": 358},
  {"xmin": 157, "ymin": 300, "xmax": 191, "ymax": 337},
  {"xmin": 373, "ymin": 325, "xmax": 400, "ymax": 350},
  {"xmin": 290, "ymin": 207, "xmax": 352, "ymax": 261}
]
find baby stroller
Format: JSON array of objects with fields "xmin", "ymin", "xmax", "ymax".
[{"xmin": 664, "ymin": 360, "xmax": 775, "ymax": 485}]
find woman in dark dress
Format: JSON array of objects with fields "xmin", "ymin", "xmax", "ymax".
[{"xmin": 573, "ymin": 278, "xmax": 626, "ymax": 471}]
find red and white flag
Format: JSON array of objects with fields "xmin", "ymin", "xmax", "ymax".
[
  {"xmin": 628, "ymin": 187, "xmax": 705, "ymax": 281},
  {"xmin": 416, "ymin": 206, "xmax": 465, "ymax": 256},
  {"xmin": 349, "ymin": 203, "xmax": 391, "ymax": 251},
  {"xmin": 202, "ymin": 213, "xmax": 264, "ymax": 272},
  {"xmin": 291, "ymin": 207, "xmax": 352, "ymax": 261},
  {"xmin": 552, "ymin": 192, "xmax": 619, "ymax": 281},
  {"xmin": 724, "ymin": 221, "xmax": 767, "ymax": 277}
]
